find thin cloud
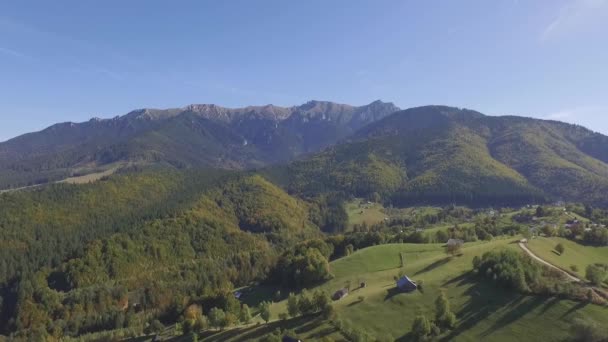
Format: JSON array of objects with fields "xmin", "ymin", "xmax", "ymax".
[
  {"xmin": 545, "ymin": 106, "xmax": 607, "ymax": 122},
  {"xmin": 545, "ymin": 110, "xmax": 573, "ymax": 120},
  {"xmin": 0, "ymin": 46, "xmax": 26, "ymax": 58},
  {"xmin": 67, "ymin": 65, "xmax": 125, "ymax": 81},
  {"xmin": 92, "ymin": 67, "xmax": 124, "ymax": 81},
  {"xmin": 541, "ymin": 0, "xmax": 608, "ymax": 41},
  {"xmin": 1, "ymin": 16, "xmax": 130, "ymax": 81},
  {"xmin": 544, "ymin": 106, "xmax": 608, "ymax": 134}
]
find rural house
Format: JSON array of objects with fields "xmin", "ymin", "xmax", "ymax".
[
  {"xmin": 282, "ymin": 337, "xmax": 302, "ymax": 342},
  {"xmin": 396, "ymin": 276, "xmax": 418, "ymax": 292},
  {"xmin": 332, "ymin": 288, "xmax": 349, "ymax": 300},
  {"xmin": 446, "ymin": 238, "xmax": 464, "ymax": 247}
]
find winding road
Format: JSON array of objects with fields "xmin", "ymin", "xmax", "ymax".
[{"xmin": 518, "ymin": 242, "xmax": 581, "ymax": 282}]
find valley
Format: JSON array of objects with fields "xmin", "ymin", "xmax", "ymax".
[
  {"xmin": 2, "ymin": 2, "xmax": 607, "ymax": 341},
  {"xmin": 1, "ymin": 105, "xmax": 608, "ymax": 342}
]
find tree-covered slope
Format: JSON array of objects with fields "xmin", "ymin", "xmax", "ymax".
[
  {"xmin": 0, "ymin": 170, "xmax": 325, "ymax": 336},
  {"xmin": 283, "ymin": 106, "xmax": 608, "ymax": 206}
]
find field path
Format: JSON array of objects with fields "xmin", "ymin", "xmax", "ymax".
[{"xmin": 518, "ymin": 242, "xmax": 581, "ymax": 282}]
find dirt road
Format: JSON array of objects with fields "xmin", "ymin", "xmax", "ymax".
[{"xmin": 518, "ymin": 242, "xmax": 581, "ymax": 282}]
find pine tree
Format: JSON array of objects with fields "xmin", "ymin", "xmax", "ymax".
[
  {"xmin": 412, "ymin": 315, "xmax": 431, "ymax": 340},
  {"xmin": 260, "ymin": 301, "xmax": 271, "ymax": 324},
  {"xmin": 239, "ymin": 304, "xmax": 252, "ymax": 324},
  {"xmin": 287, "ymin": 293, "xmax": 300, "ymax": 318}
]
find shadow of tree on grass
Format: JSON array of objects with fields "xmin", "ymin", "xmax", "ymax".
[{"xmin": 413, "ymin": 257, "xmax": 452, "ymax": 277}]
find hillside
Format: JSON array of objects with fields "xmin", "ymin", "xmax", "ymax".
[
  {"xmin": 0, "ymin": 100, "xmax": 399, "ymax": 189},
  {"xmin": 204, "ymin": 240, "xmax": 607, "ymax": 341},
  {"xmin": 283, "ymin": 106, "xmax": 608, "ymax": 206},
  {"xmin": 0, "ymin": 170, "xmax": 325, "ymax": 337}
]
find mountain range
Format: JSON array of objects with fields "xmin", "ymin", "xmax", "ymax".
[
  {"xmin": 0, "ymin": 100, "xmax": 399, "ymax": 188},
  {"xmin": 2, "ymin": 101, "xmax": 608, "ymax": 206}
]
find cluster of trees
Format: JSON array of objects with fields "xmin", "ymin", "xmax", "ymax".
[
  {"xmin": 473, "ymin": 250, "xmax": 605, "ymax": 304},
  {"xmin": 473, "ymin": 249, "xmax": 545, "ymax": 292},
  {"xmin": 285, "ymin": 290, "xmax": 333, "ymax": 319},
  {"xmin": 586, "ymin": 264, "xmax": 608, "ymax": 286},
  {"xmin": 328, "ymin": 315, "xmax": 393, "ymax": 342},
  {"xmin": 386, "ymin": 205, "xmax": 474, "ymax": 230},
  {"xmin": 308, "ymin": 194, "xmax": 349, "ymax": 233},
  {"xmin": 569, "ymin": 318, "xmax": 608, "ymax": 342},
  {"xmin": 411, "ymin": 292, "xmax": 457, "ymax": 341},
  {"xmin": 583, "ymin": 228, "xmax": 608, "ymax": 246},
  {"xmin": 175, "ymin": 290, "xmax": 257, "ymax": 334},
  {"xmin": 272, "ymin": 240, "xmax": 333, "ymax": 289},
  {"xmin": 257, "ymin": 328, "xmax": 308, "ymax": 342},
  {"xmin": 571, "ymin": 204, "xmax": 608, "ymax": 225}
]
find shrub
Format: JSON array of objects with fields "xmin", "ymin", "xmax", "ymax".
[
  {"xmin": 586, "ymin": 264, "xmax": 608, "ymax": 286},
  {"xmin": 570, "ymin": 318, "xmax": 608, "ymax": 342}
]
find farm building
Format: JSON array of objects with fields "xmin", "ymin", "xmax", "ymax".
[
  {"xmin": 396, "ymin": 276, "xmax": 418, "ymax": 292},
  {"xmin": 446, "ymin": 238, "xmax": 464, "ymax": 247},
  {"xmin": 282, "ymin": 337, "xmax": 302, "ymax": 342},
  {"xmin": 332, "ymin": 288, "xmax": 349, "ymax": 300}
]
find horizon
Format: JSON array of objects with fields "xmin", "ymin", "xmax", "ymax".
[
  {"xmin": 3, "ymin": 99, "xmax": 607, "ymax": 143},
  {"xmin": 1, "ymin": 0, "xmax": 607, "ymax": 141}
]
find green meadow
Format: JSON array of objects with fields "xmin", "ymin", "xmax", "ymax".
[
  {"xmin": 204, "ymin": 238, "xmax": 607, "ymax": 341},
  {"xmin": 527, "ymin": 236, "xmax": 608, "ymax": 282},
  {"xmin": 345, "ymin": 199, "xmax": 388, "ymax": 228}
]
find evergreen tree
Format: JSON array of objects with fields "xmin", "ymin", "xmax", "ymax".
[
  {"xmin": 412, "ymin": 315, "xmax": 431, "ymax": 340},
  {"xmin": 435, "ymin": 292, "xmax": 450, "ymax": 322},
  {"xmin": 287, "ymin": 293, "xmax": 300, "ymax": 318},
  {"xmin": 260, "ymin": 301, "xmax": 271, "ymax": 324},
  {"xmin": 208, "ymin": 307, "xmax": 225, "ymax": 330},
  {"xmin": 239, "ymin": 304, "xmax": 252, "ymax": 324}
]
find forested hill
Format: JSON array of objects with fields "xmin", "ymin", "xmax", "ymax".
[
  {"xmin": 282, "ymin": 105, "xmax": 608, "ymax": 206},
  {"xmin": 0, "ymin": 170, "xmax": 332, "ymax": 337},
  {"xmin": 0, "ymin": 100, "xmax": 399, "ymax": 189}
]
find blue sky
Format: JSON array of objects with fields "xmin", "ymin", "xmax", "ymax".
[{"xmin": 1, "ymin": 0, "xmax": 607, "ymax": 142}]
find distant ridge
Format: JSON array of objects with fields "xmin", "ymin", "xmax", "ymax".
[
  {"xmin": 283, "ymin": 105, "xmax": 608, "ymax": 206},
  {"xmin": 0, "ymin": 100, "xmax": 400, "ymax": 189}
]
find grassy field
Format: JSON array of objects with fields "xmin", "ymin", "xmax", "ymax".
[
  {"xmin": 527, "ymin": 236, "xmax": 608, "ymax": 282},
  {"xmin": 344, "ymin": 199, "xmax": 448, "ymax": 230},
  {"xmin": 60, "ymin": 165, "xmax": 121, "ymax": 184},
  {"xmin": 204, "ymin": 238, "xmax": 607, "ymax": 341},
  {"xmin": 345, "ymin": 199, "xmax": 387, "ymax": 228},
  {"xmin": 0, "ymin": 163, "xmax": 123, "ymax": 193}
]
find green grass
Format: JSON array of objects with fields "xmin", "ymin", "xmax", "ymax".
[
  {"xmin": 60, "ymin": 164, "xmax": 122, "ymax": 184},
  {"xmin": 527, "ymin": 237, "xmax": 608, "ymax": 281},
  {"xmin": 133, "ymin": 237, "xmax": 607, "ymax": 341},
  {"xmin": 345, "ymin": 199, "xmax": 387, "ymax": 228},
  {"xmin": 344, "ymin": 200, "xmax": 449, "ymax": 231},
  {"xmin": 200, "ymin": 316, "xmax": 344, "ymax": 342},
  {"xmin": 255, "ymin": 238, "xmax": 607, "ymax": 341}
]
